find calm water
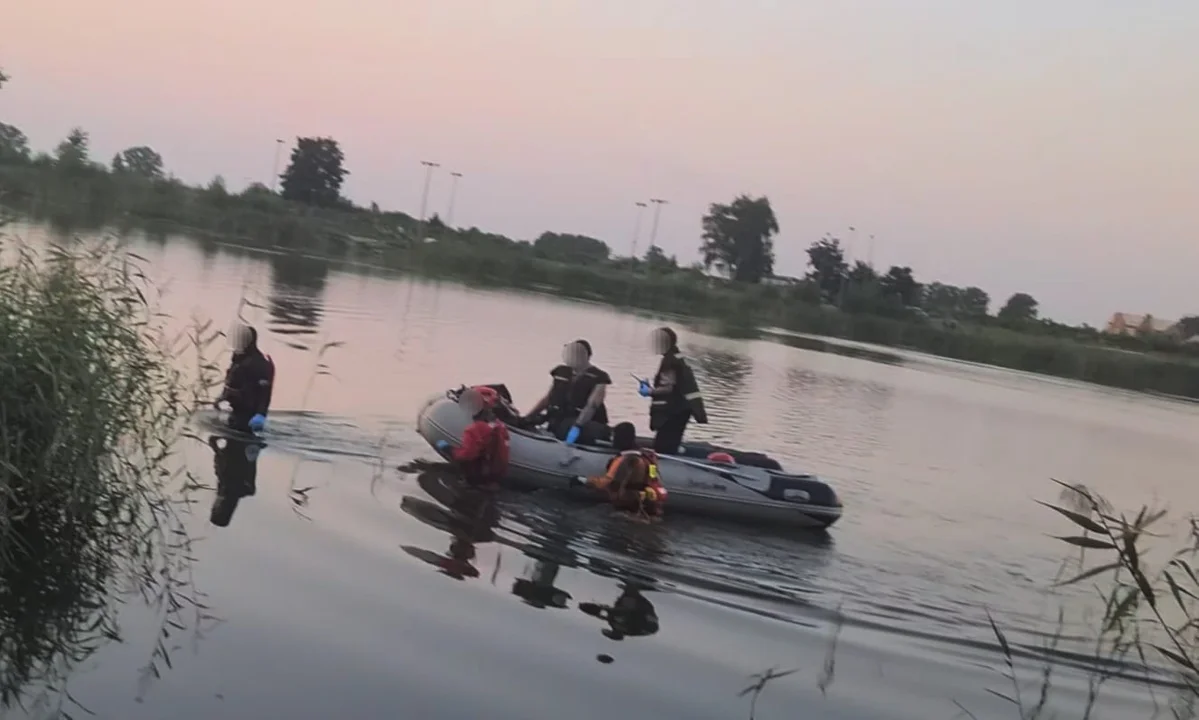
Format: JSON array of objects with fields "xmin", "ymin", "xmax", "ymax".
[{"xmin": 7, "ymin": 223, "xmax": 1199, "ymax": 719}]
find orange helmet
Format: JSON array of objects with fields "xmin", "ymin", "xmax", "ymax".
[{"xmin": 707, "ymin": 451, "xmax": 735, "ymax": 465}]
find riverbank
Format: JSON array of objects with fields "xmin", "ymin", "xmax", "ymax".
[{"xmin": 4, "ymin": 163, "xmax": 1199, "ymax": 400}]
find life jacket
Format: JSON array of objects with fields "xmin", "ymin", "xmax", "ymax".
[{"xmin": 590, "ymin": 449, "xmax": 666, "ymax": 513}]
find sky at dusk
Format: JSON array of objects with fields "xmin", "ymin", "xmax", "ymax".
[{"xmin": 3, "ymin": 0, "xmax": 1197, "ymax": 325}]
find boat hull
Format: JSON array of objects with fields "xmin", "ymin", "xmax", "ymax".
[{"xmin": 415, "ymin": 389, "xmax": 842, "ymax": 530}]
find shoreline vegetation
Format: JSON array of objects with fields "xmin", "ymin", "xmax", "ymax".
[{"xmin": 4, "ymin": 123, "xmax": 1199, "ymax": 399}]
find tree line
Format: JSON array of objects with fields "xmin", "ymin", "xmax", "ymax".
[{"xmin": 1, "ymin": 66, "xmax": 1194, "ymax": 347}]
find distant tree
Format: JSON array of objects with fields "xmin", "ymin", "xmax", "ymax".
[
  {"xmin": 243, "ymin": 182, "xmax": 272, "ymax": 196},
  {"xmin": 805, "ymin": 235, "xmax": 848, "ymax": 303},
  {"xmin": 1175, "ymin": 316, "xmax": 1199, "ymax": 340},
  {"xmin": 644, "ymin": 244, "xmax": 677, "ymax": 272},
  {"xmin": 54, "ymin": 127, "xmax": 90, "ymax": 169},
  {"xmin": 0, "ymin": 67, "xmax": 8, "ymax": 90},
  {"xmin": 279, "ymin": 137, "xmax": 348, "ymax": 207},
  {"xmin": 533, "ymin": 232, "xmax": 610, "ymax": 264},
  {"xmin": 206, "ymin": 175, "xmax": 228, "ymax": 195},
  {"xmin": 699, "ymin": 195, "xmax": 778, "ymax": 283},
  {"xmin": 370, "ymin": 201, "xmax": 380, "ymax": 213},
  {"xmin": 997, "ymin": 292, "xmax": 1039, "ymax": 324},
  {"xmin": 879, "ymin": 266, "xmax": 921, "ymax": 307},
  {"xmin": 847, "ymin": 260, "xmax": 877, "ymax": 287},
  {"xmin": 0, "ymin": 123, "xmax": 30, "ymax": 164},
  {"xmin": 923, "ymin": 282, "xmax": 989, "ymax": 319},
  {"xmin": 425, "ymin": 213, "xmax": 446, "ymax": 235},
  {"xmin": 959, "ymin": 286, "xmax": 990, "ymax": 318},
  {"xmin": 113, "ymin": 146, "xmax": 164, "ymax": 179}
]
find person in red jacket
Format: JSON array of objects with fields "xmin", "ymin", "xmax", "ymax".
[{"xmin": 436, "ymin": 386, "xmax": 510, "ymax": 488}]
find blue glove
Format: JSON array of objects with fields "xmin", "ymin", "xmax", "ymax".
[
  {"xmin": 637, "ymin": 380, "xmax": 652, "ymax": 398},
  {"xmin": 248, "ymin": 414, "xmax": 266, "ymax": 432},
  {"xmin": 435, "ymin": 439, "xmax": 451, "ymax": 455},
  {"xmin": 565, "ymin": 425, "xmax": 581, "ymax": 445}
]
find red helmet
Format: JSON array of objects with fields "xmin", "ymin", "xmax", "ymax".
[
  {"xmin": 470, "ymin": 385, "xmax": 500, "ymax": 408},
  {"xmin": 707, "ymin": 451, "xmax": 735, "ymax": 465}
]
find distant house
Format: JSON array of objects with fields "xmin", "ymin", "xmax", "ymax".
[{"xmin": 1104, "ymin": 312, "xmax": 1177, "ymax": 336}]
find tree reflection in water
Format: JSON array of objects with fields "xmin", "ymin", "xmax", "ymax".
[{"xmin": 265, "ymin": 252, "xmax": 329, "ymax": 342}]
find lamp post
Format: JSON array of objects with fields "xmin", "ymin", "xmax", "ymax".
[
  {"xmin": 647, "ymin": 198, "xmax": 668, "ymax": 249},
  {"xmin": 415, "ymin": 160, "xmax": 440, "ymax": 243},
  {"xmin": 630, "ymin": 201, "xmax": 648, "ymax": 259},
  {"xmin": 270, "ymin": 138, "xmax": 285, "ymax": 193},
  {"xmin": 445, "ymin": 171, "xmax": 463, "ymax": 227}
]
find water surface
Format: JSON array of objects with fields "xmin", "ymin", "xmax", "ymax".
[{"xmin": 7, "ymin": 224, "xmax": 1199, "ymax": 719}]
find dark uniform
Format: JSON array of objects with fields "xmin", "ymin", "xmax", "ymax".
[
  {"xmin": 219, "ymin": 327, "xmax": 275, "ymax": 432},
  {"xmin": 208, "ymin": 435, "xmax": 261, "ymax": 527},
  {"xmin": 546, "ymin": 363, "xmax": 612, "ymax": 444},
  {"xmin": 649, "ymin": 346, "xmax": 708, "ymax": 454}
]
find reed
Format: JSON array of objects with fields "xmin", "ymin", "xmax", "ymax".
[{"xmin": 0, "ymin": 221, "xmax": 223, "ymax": 714}]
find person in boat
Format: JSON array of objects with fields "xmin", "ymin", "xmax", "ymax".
[
  {"xmin": 520, "ymin": 339, "xmax": 612, "ymax": 445},
  {"xmin": 214, "ymin": 324, "xmax": 276, "ymax": 434},
  {"xmin": 582, "ymin": 421, "xmax": 667, "ymax": 520},
  {"xmin": 208, "ymin": 434, "xmax": 263, "ymax": 527},
  {"xmin": 435, "ymin": 385, "xmax": 511, "ymax": 488},
  {"xmin": 637, "ymin": 326, "xmax": 707, "ymax": 454}
]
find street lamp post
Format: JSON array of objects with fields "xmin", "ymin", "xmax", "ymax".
[
  {"xmin": 445, "ymin": 172, "xmax": 463, "ymax": 228},
  {"xmin": 630, "ymin": 201, "xmax": 648, "ymax": 259},
  {"xmin": 647, "ymin": 198, "xmax": 668, "ymax": 250},
  {"xmin": 270, "ymin": 138, "xmax": 285, "ymax": 193},
  {"xmin": 416, "ymin": 160, "xmax": 440, "ymax": 242}
]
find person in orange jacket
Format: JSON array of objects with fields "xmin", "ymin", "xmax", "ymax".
[
  {"xmin": 435, "ymin": 386, "xmax": 511, "ymax": 488},
  {"xmin": 581, "ymin": 421, "xmax": 667, "ymax": 520}
]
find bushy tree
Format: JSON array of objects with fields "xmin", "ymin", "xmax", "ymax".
[
  {"xmin": 54, "ymin": 127, "xmax": 90, "ymax": 169},
  {"xmin": 0, "ymin": 123, "xmax": 30, "ymax": 164},
  {"xmin": 113, "ymin": 146, "xmax": 164, "ymax": 179},
  {"xmin": 699, "ymin": 195, "xmax": 778, "ymax": 283},
  {"xmin": 879, "ymin": 266, "xmax": 921, "ymax": 308},
  {"xmin": 533, "ymin": 232, "xmax": 610, "ymax": 264},
  {"xmin": 644, "ymin": 244, "xmax": 677, "ymax": 273},
  {"xmin": 998, "ymin": 292, "xmax": 1039, "ymax": 324},
  {"xmin": 279, "ymin": 137, "xmax": 348, "ymax": 207},
  {"xmin": 805, "ymin": 235, "xmax": 848, "ymax": 303}
]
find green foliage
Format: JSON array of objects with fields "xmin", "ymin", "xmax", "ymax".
[
  {"xmin": 0, "ymin": 67, "xmax": 7, "ymax": 90},
  {"xmin": 1177, "ymin": 316, "xmax": 1199, "ymax": 340},
  {"xmin": 53, "ymin": 127, "xmax": 91, "ymax": 170},
  {"xmin": 923, "ymin": 281, "xmax": 990, "ymax": 320},
  {"xmin": 279, "ymin": 136, "xmax": 348, "ymax": 207},
  {"xmin": 805, "ymin": 235, "xmax": 848, "ymax": 302},
  {"xmin": 0, "ymin": 123, "xmax": 29, "ymax": 165},
  {"xmin": 1040, "ymin": 481, "xmax": 1199, "ymax": 708},
  {"xmin": 113, "ymin": 145, "xmax": 165, "ymax": 179},
  {"xmin": 533, "ymin": 231, "xmax": 610, "ymax": 263},
  {"xmin": 700, "ymin": 194, "xmax": 778, "ymax": 283},
  {"xmin": 644, "ymin": 244, "xmax": 677, "ymax": 273},
  {"xmin": 999, "ymin": 292, "xmax": 1039, "ymax": 324},
  {"xmin": 0, "ymin": 228, "xmax": 221, "ymax": 709}
]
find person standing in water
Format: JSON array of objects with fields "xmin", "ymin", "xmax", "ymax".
[
  {"xmin": 638, "ymin": 327, "xmax": 707, "ymax": 454},
  {"xmin": 214, "ymin": 324, "xmax": 276, "ymax": 434},
  {"xmin": 521, "ymin": 339, "xmax": 612, "ymax": 446}
]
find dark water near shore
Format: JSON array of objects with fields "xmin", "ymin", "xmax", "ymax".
[{"xmin": 7, "ymin": 223, "xmax": 1199, "ymax": 719}]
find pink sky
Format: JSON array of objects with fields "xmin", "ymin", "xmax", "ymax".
[{"xmin": 3, "ymin": 0, "xmax": 1197, "ymax": 325}]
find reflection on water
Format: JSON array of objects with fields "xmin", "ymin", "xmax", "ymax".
[
  {"xmin": 208, "ymin": 434, "xmax": 264, "ymax": 527},
  {"xmin": 9, "ymin": 224, "xmax": 1199, "ymax": 718},
  {"xmin": 266, "ymin": 252, "xmax": 328, "ymax": 340}
]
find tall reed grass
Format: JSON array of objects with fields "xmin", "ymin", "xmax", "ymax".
[{"xmin": 0, "ymin": 220, "xmax": 222, "ymax": 714}]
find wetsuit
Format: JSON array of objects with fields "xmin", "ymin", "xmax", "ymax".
[{"xmin": 220, "ymin": 333, "xmax": 275, "ymax": 432}]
